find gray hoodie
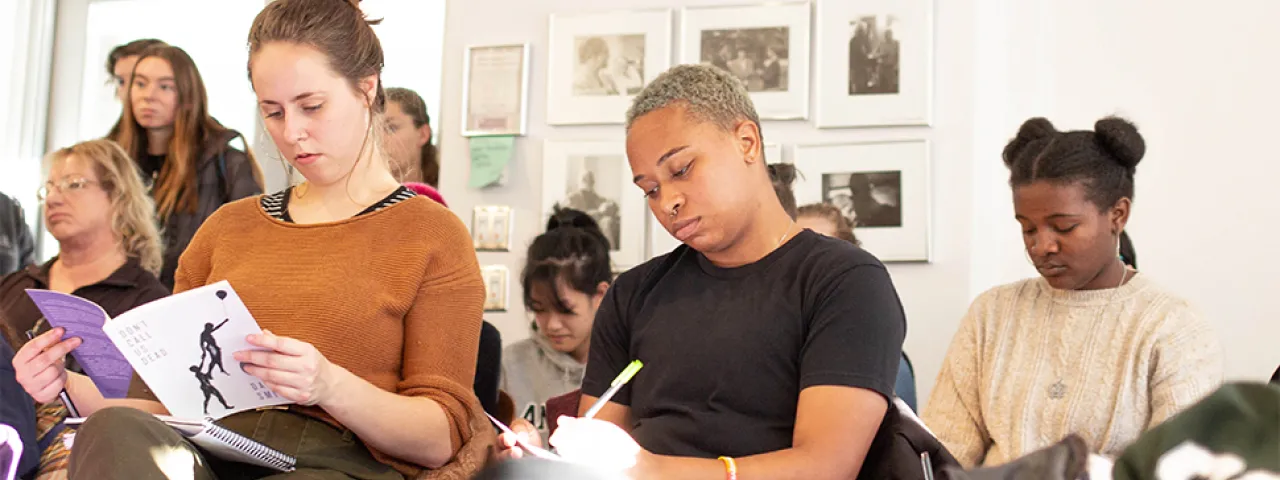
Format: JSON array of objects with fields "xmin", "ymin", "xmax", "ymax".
[{"xmin": 500, "ymin": 333, "xmax": 585, "ymax": 442}]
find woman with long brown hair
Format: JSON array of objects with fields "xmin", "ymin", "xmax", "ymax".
[
  {"xmin": 112, "ymin": 44, "xmax": 263, "ymax": 289},
  {"xmin": 51, "ymin": 1, "xmax": 491, "ymax": 478},
  {"xmin": 383, "ymin": 87, "xmax": 439, "ymax": 187}
]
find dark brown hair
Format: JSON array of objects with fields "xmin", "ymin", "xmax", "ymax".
[
  {"xmin": 247, "ymin": 0, "xmax": 386, "ymax": 113},
  {"xmin": 113, "ymin": 45, "xmax": 261, "ymax": 220},
  {"xmin": 797, "ymin": 202, "xmax": 860, "ymax": 246},
  {"xmin": 768, "ymin": 163, "xmax": 798, "ymax": 219},
  {"xmin": 385, "ymin": 87, "xmax": 440, "ymax": 187},
  {"xmin": 522, "ymin": 207, "xmax": 613, "ymax": 315},
  {"xmin": 1002, "ymin": 116, "xmax": 1145, "ymax": 210},
  {"xmin": 105, "ymin": 38, "xmax": 166, "ymax": 78}
]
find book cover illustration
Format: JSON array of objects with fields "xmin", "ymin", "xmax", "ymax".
[{"xmin": 99, "ymin": 280, "xmax": 292, "ymax": 419}]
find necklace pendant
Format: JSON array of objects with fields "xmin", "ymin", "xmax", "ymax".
[{"xmin": 1048, "ymin": 381, "xmax": 1067, "ymax": 399}]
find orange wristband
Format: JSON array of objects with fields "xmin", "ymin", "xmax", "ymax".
[{"xmin": 717, "ymin": 456, "xmax": 738, "ymax": 480}]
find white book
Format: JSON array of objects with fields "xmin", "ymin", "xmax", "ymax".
[{"xmin": 28, "ymin": 281, "xmax": 296, "ymax": 472}]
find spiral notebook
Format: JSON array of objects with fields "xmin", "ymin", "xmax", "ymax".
[{"xmin": 65, "ymin": 415, "xmax": 296, "ymax": 472}]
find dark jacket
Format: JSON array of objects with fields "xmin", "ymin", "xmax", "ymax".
[
  {"xmin": 0, "ymin": 338, "xmax": 37, "ymax": 478},
  {"xmin": 0, "ymin": 256, "xmax": 169, "ymax": 351},
  {"xmin": 0, "ymin": 193, "xmax": 35, "ymax": 277},
  {"xmin": 157, "ymin": 128, "xmax": 261, "ymax": 289}
]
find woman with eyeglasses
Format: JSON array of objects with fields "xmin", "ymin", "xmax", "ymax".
[{"xmin": 2, "ymin": 139, "xmax": 169, "ymax": 479}]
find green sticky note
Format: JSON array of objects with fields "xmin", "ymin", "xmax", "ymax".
[{"xmin": 468, "ymin": 136, "xmax": 515, "ymax": 189}]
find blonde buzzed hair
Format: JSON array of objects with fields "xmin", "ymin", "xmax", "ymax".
[
  {"xmin": 45, "ymin": 139, "xmax": 164, "ymax": 275},
  {"xmin": 625, "ymin": 64, "xmax": 760, "ymax": 133}
]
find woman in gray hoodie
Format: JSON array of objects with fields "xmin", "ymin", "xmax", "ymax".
[{"xmin": 501, "ymin": 207, "xmax": 613, "ymax": 443}]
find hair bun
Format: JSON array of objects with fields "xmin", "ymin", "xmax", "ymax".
[
  {"xmin": 547, "ymin": 205, "xmax": 602, "ymax": 231},
  {"xmin": 1094, "ymin": 116, "xmax": 1145, "ymax": 169},
  {"xmin": 1002, "ymin": 117, "xmax": 1058, "ymax": 167}
]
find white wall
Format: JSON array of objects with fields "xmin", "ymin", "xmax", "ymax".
[
  {"xmin": 436, "ymin": 0, "xmax": 981, "ymax": 407},
  {"xmin": 1029, "ymin": 1, "xmax": 1280, "ymax": 381}
]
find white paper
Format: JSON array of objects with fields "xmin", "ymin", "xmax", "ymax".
[{"xmin": 102, "ymin": 281, "xmax": 291, "ymax": 420}]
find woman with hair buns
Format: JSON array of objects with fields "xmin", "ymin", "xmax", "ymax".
[
  {"xmin": 923, "ymin": 117, "xmax": 1223, "ymax": 466},
  {"xmin": 59, "ymin": 0, "xmax": 491, "ymax": 478}
]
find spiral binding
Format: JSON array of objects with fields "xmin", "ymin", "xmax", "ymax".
[{"xmin": 204, "ymin": 420, "xmax": 297, "ymax": 471}]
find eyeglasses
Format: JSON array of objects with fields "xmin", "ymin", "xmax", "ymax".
[{"xmin": 37, "ymin": 178, "xmax": 99, "ymax": 200}]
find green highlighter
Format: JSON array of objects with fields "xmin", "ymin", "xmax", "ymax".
[{"xmin": 582, "ymin": 360, "xmax": 644, "ymax": 419}]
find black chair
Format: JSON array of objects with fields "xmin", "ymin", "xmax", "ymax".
[
  {"xmin": 895, "ymin": 352, "xmax": 917, "ymax": 413},
  {"xmin": 475, "ymin": 321, "xmax": 502, "ymax": 417}
]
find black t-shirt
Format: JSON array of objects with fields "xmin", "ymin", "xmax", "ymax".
[{"xmin": 581, "ymin": 230, "xmax": 906, "ymax": 458}]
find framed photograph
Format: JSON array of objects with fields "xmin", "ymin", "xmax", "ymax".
[
  {"xmin": 547, "ymin": 9, "xmax": 673, "ymax": 125},
  {"xmin": 542, "ymin": 140, "xmax": 646, "ymax": 269},
  {"xmin": 481, "ymin": 265, "xmax": 509, "ymax": 312},
  {"xmin": 462, "ymin": 44, "xmax": 530, "ymax": 136},
  {"xmin": 472, "ymin": 205, "xmax": 513, "ymax": 252},
  {"xmin": 815, "ymin": 0, "xmax": 933, "ymax": 127},
  {"xmin": 793, "ymin": 140, "xmax": 931, "ymax": 262},
  {"xmin": 681, "ymin": 2, "xmax": 812, "ymax": 120}
]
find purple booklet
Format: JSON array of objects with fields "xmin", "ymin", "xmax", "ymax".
[{"xmin": 25, "ymin": 290, "xmax": 134, "ymax": 399}]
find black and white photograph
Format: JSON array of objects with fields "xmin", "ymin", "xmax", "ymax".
[
  {"xmin": 573, "ymin": 34, "xmax": 645, "ymax": 96},
  {"xmin": 814, "ymin": 0, "xmax": 932, "ymax": 128},
  {"xmin": 560, "ymin": 154, "xmax": 624, "ymax": 250},
  {"xmin": 848, "ymin": 15, "xmax": 900, "ymax": 95},
  {"xmin": 821, "ymin": 170, "xmax": 903, "ymax": 228},
  {"xmin": 699, "ymin": 27, "xmax": 789, "ymax": 92},
  {"xmin": 681, "ymin": 3, "xmax": 811, "ymax": 120},
  {"xmin": 543, "ymin": 141, "xmax": 647, "ymax": 268},
  {"xmin": 547, "ymin": 9, "xmax": 672, "ymax": 125},
  {"xmin": 794, "ymin": 140, "xmax": 931, "ymax": 262}
]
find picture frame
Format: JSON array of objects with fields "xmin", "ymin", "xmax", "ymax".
[
  {"xmin": 547, "ymin": 9, "xmax": 673, "ymax": 125},
  {"xmin": 793, "ymin": 140, "xmax": 931, "ymax": 262},
  {"xmin": 461, "ymin": 44, "xmax": 530, "ymax": 136},
  {"xmin": 814, "ymin": 0, "xmax": 934, "ymax": 128},
  {"xmin": 541, "ymin": 140, "xmax": 646, "ymax": 269},
  {"xmin": 481, "ymin": 265, "xmax": 510, "ymax": 312},
  {"xmin": 472, "ymin": 205, "xmax": 513, "ymax": 252},
  {"xmin": 680, "ymin": 2, "xmax": 812, "ymax": 120}
]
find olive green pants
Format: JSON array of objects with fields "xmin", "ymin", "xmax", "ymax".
[{"xmin": 68, "ymin": 407, "xmax": 405, "ymax": 480}]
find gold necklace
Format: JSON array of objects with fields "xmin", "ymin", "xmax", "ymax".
[{"xmin": 775, "ymin": 221, "xmax": 795, "ymax": 250}]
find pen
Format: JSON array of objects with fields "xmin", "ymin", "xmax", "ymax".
[
  {"xmin": 484, "ymin": 412, "xmax": 559, "ymax": 459},
  {"xmin": 582, "ymin": 360, "xmax": 644, "ymax": 419}
]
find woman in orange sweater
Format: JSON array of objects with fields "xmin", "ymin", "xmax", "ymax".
[{"xmin": 15, "ymin": 0, "xmax": 491, "ymax": 478}]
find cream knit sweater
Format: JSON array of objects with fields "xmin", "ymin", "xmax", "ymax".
[{"xmin": 922, "ymin": 272, "xmax": 1223, "ymax": 467}]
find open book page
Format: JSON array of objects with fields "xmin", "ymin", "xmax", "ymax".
[
  {"xmin": 25, "ymin": 289, "xmax": 133, "ymax": 398},
  {"xmin": 101, "ymin": 280, "xmax": 291, "ymax": 419}
]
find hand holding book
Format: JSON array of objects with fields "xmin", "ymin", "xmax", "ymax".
[
  {"xmin": 11, "ymin": 327, "xmax": 81, "ymax": 403},
  {"xmin": 233, "ymin": 329, "xmax": 341, "ymax": 406}
]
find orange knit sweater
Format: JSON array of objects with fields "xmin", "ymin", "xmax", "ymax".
[{"xmin": 172, "ymin": 195, "xmax": 487, "ymax": 476}]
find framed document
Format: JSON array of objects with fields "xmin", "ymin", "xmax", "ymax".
[{"xmin": 462, "ymin": 44, "xmax": 531, "ymax": 136}]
